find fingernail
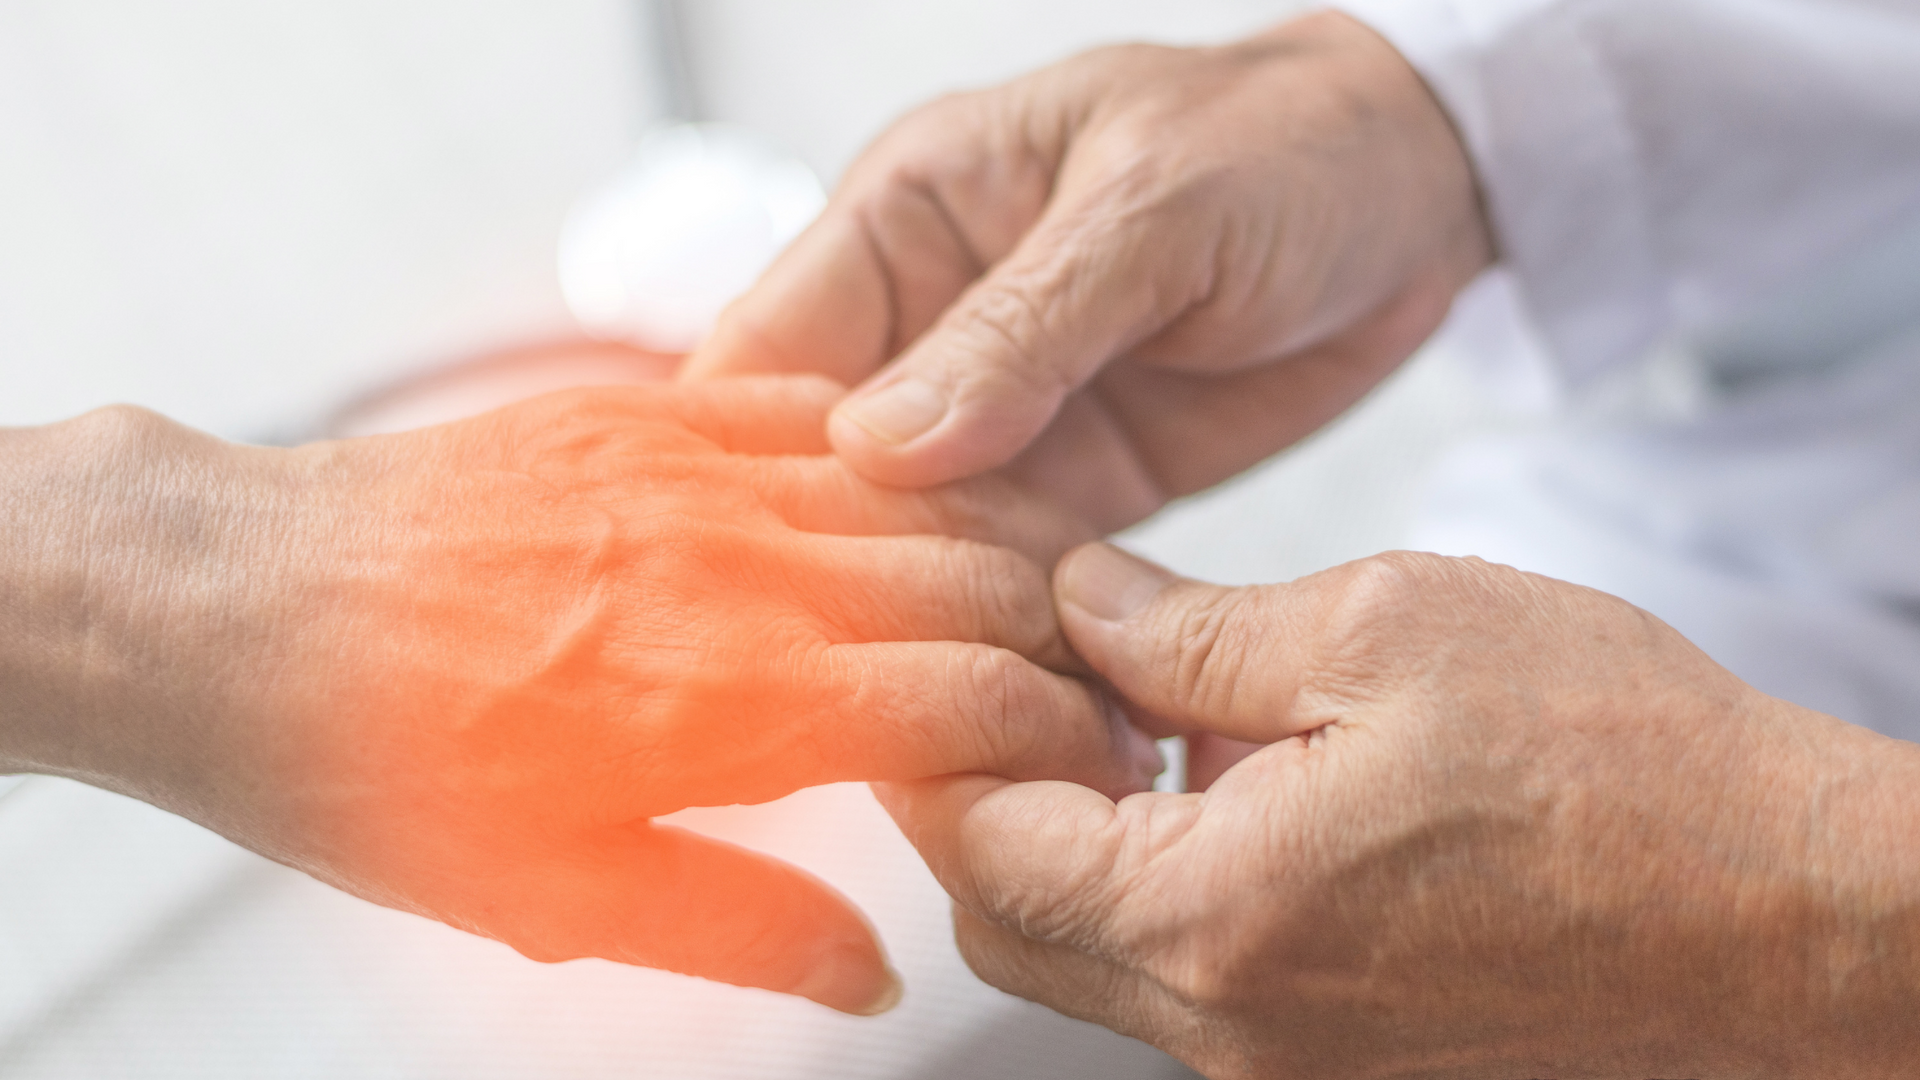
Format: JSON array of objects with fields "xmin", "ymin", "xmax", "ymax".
[
  {"xmin": 794, "ymin": 941, "xmax": 904, "ymax": 1016},
  {"xmin": 1059, "ymin": 543, "xmax": 1175, "ymax": 622},
  {"xmin": 838, "ymin": 378, "xmax": 947, "ymax": 446}
]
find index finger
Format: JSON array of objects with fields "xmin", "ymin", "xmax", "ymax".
[
  {"xmin": 682, "ymin": 212, "xmax": 898, "ymax": 387},
  {"xmin": 682, "ymin": 88, "xmax": 1057, "ymax": 388}
]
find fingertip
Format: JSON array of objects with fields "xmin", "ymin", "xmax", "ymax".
[
  {"xmin": 791, "ymin": 935, "xmax": 904, "ymax": 1016},
  {"xmin": 824, "ymin": 418, "xmax": 929, "ymax": 489},
  {"xmin": 836, "ymin": 377, "xmax": 949, "ymax": 448},
  {"xmin": 1055, "ymin": 542, "xmax": 1177, "ymax": 624},
  {"xmin": 825, "ymin": 396, "xmax": 974, "ymax": 490},
  {"xmin": 828, "ymin": 370, "xmax": 1062, "ymax": 489},
  {"xmin": 855, "ymin": 968, "xmax": 907, "ymax": 1016}
]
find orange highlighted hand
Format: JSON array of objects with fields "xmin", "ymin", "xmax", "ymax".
[{"xmin": 1, "ymin": 377, "xmax": 1159, "ymax": 1015}]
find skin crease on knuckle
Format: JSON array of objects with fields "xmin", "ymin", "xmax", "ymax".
[{"xmin": 951, "ymin": 644, "xmax": 1070, "ymax": 780}]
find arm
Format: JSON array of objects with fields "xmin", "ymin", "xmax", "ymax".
[
  {"xmin": 0, "ymin": 382, "xmax": 1158, "ymax": 1015},
  {"xmin": 881, "ymin": 544, "xmax": 1920, "ymax": 1076}
]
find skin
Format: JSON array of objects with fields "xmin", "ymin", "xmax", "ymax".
[
  {"xmin": 881, "ymin": 544, "xmax": 1920, "ymax": 1078},
  {"xmin": 0, "ymin": 376, "xmax": 1160, "ymax": 1015},
  {"xmin": 683, "ymin": 10, "xmax": 1493, "ymax": 533},
  {"xmin": 686, "ymin": 6, "xmax": 1920, "ymax": 1068}
]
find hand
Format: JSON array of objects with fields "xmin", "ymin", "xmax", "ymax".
[
  {"xmin": 880, "ymin": 545, "xmax": 1920, "ymax": 1076},
  {"xmin": 0, "ymin": 379, "xmax": 1161, "ymax": 1016},
  {"xmin": 683, "ymin": 11, "xmax": 1492, "ymax": 531}
]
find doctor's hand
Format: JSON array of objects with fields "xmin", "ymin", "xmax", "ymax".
[
  {"xmin": 881, "ymin": 545, "xmax": 1920, "ymax": 1078},
  {"xmin": 684, "ymin": 11, "xmax": 1491, "ymax": 532},
  {"xmin": 0, "ymin": 379, "xmax": 1159, "ymax": 1017}
]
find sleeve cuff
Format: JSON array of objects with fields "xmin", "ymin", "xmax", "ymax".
[{"xmin": 1326, "ymin": 0, "xmax": 1670, "ymax": 387}]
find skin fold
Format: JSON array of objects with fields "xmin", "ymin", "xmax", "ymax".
[
  {"xmin": 881, "ymin": 545, "xmax": 1920, "ymax": 1078},
  {"xmin": 0, "ymin": 376, "xmax": 1160, "ymax": 1015},
  {"xmin": 684, "ymin": 10, "xmax": 1492, "ymax": 532}
]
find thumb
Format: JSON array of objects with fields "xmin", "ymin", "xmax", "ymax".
[
  {"xmin": 828, "ymin": 203, "xmax": 1195, "ymax": 489},
  {"xmin": 477, "ymin": 824, "xmax": 901, "ymax": 1016},
  {"xmin": 1050, "ymin": 543, "xmax": 1334, "ymax": 744}
]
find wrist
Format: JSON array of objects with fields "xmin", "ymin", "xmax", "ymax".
[
  {"xmin": 0, "ymin": 408, "xmax": 254, "ymax": 794},
  {"xmin": 0, "ymin": 413, "xmax": 107, "ymax": 775},
  {"xmin": 1652, "ymin": 695, "xmax": 1920, "ymax": 1076},
  {"xmin": 1272, "ymin": 10, "xmax": 1495, "ymax": 294},
  {"xmin": 1780, "ymin": 713, "xmax": 1920, "ymax": 1074}
]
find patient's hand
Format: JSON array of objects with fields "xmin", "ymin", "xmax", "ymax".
[{"xmin": 0, "ymin": 376, "xmax": 1157, "ymax": 1014}]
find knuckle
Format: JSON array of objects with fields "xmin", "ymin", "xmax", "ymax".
[
  {"xmin": 957, "ymin": 646, "xmax": 1041, "ymax": 764},
  {"xmin": 1326, "ymin": 550, "xmax": 1526, "ymax": 632},
  {"xmin": 1310, "ymin": 551, "xmax": 1536, "ymax": 693},
  {"xmin": 1324, "ymin": 551, "xmax": 1445, "ymax": 626},
  {"xmin": 960, "ymin": 544, "xmax": 1055, "ymax": 654},
  {"xmin": 59, "ymin": 403, "xmax": 177, "ymax": 455},
  {"xmin": 1156, "ymin": 585, "xmax": 1258, "ymax": 721},
  {"xmin": 950, "ymin": 282, "xmax": 1074, "ymax": 396}
]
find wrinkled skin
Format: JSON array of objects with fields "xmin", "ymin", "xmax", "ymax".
[
  {"xmin": 685, "ymin": 10, "xmax": 1492, "ymax": 531},
  {"xmin": 882, "ymin": 545, "xmax": 1920, "ymax": 1077},
  {"xmin": 0, "ymin": 377, "xmax": 1159, "ymax": 1014}
]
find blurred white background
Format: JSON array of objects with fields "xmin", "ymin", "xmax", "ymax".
[{"xmin": 0, "ymin": 3, "xmax": 1526, "ymax": 1077}]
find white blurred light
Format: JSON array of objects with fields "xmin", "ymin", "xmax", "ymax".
[{"xmin": 558, "ymin": 121, "xmax": 825, "ymax": 353}]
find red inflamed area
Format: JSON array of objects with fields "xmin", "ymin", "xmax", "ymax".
[{"xmin": 243, "ymin": 373, "xmax": 1141, "ymax": 1013}]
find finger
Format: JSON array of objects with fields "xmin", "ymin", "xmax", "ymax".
[
  {"xmin": 683, "ymin": 91, "xmax": 1050, "ymax": 387},
  {"xmin": 683, "ymin": 212, "xmax": 896, "ymax": 386},
  {"xmin": 660, "ymin": 375, "xmax": 844, "ymax": 455},
  {"xmin": 475, "ymin": 823, "xmax": 901, "ymax": 1016},
  {"xmin": 949, "ymin": 905, "xmax": 1166, "ymax": 1036},
  {"xmin": 873, "ymin": 774, "xmax": 1137, "ymax": 945},
  {"xmin": 745, "ymin": 457, "xmax": 1096, "ymax": 565},
  {"xmin": 697, "ymin": 645, "xmax": 1162, "ymax": 806},
  {"xmin": 822, "ymin": 645, "xmax": 1160, "ymax": 799},
  {"xmin": 874, "ymin": 776, "xmax": 1202, "ymax": 1042},
  {"xmin": 783, "ymin": 531, "xmax": 1077, "ymax": 671},
  {"xmin": 1051, "ymin": 542, "xmax": 1363, "ymax": 743},
  {"xmin": 827, "ymin": 192, "xmax": 1204, "ymax": 489}
]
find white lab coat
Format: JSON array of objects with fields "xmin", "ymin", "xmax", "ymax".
[{"xmin": 1337, "ymin": 0, "xmax": 1920, "ymax": 740}]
